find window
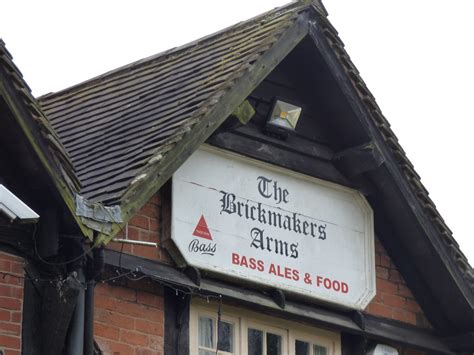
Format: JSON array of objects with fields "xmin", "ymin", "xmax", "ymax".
[
  {"xmin": 197, "ymin": 315, "xmax": 237, "ymax": 354},
  {"xmin": 190, "ymin": 300, "xmax": 340, "ymax": 355}
]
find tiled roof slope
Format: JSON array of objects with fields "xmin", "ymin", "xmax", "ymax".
[
  {"xmin": 39, "ymin": 1, "xmax": 311, "ymax": 205},
  {"xmin": 0, "ymin": 39, "xmax": 82, "ymax": 218},
  {"xmin": 311, "ymin": 11, "xmax": 474, "ymax": 290}
]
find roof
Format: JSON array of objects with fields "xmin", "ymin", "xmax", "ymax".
[
  {"xmin": 0, "ymin": 39, "xmax": 90, "ymax": 237},
  {"xmin": 39, "ymin": 1, "xmax": 314, "ymax": 207}
]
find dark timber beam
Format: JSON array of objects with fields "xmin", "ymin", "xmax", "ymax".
[
  {"xmin": 443, "ymin": 331, "xmax": 474, "ymax": 352},
  {"xmin": 333, "ymin": 141, "xmax": 384, "ymax": 178}
]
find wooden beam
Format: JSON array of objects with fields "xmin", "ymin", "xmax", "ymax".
[
  {"xmin": 443, "ymin": 331, "xmax": 474, "ymax": 352},
  {"xmin": 333, "ymin": 141, "xmax": 384, "ymax": 177}
]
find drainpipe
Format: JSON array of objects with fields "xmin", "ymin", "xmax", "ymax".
[
  {"xmin": 84, "ymin": 280, "xmax": 95, "ymax": 355},
  {"xmin": 66, "ymin": 268, "xmax": 85, "ymax": 355},
  {"xmin": 84, "ymin": 246, "xmax": 104, "ymax": 355}
]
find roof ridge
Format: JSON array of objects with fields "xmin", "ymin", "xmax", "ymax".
[{"xmin": 38, "ymin": 1, "xmax": 311, "ymax": 103}]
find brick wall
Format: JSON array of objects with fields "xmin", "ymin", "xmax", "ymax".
[
  {"xmin": 108, "ymin": 193, "xmax": 172, "ymax": 264},
  {"xmin": 94, "ymin": 282, "xmax": 164, "ymax": 355},
  {"xmin": 0, "ymin": 252, "xmax": 24, "ymax": 355},
  {"xmin": 365, "ymin": 238, "xmax": 431, "ymax": 328}
]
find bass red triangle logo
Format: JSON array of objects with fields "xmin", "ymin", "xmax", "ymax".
[{"xmin": 192, "ymin": 215, "xmax": 213, "ymax": 240}]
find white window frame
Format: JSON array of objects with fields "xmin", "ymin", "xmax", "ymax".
[{"xmin": 190, "ymin": 299, "xmax": 341, "ymax": 355}]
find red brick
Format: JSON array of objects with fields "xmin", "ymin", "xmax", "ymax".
[
  {"xmin": 95, "ymin": 283, "xmax": 110, "ymax": 295},
  {"xmin": 11, "ymin": 287, "xmax": 23, "ymax": 299},
  {"xmin": 148, "ymin": 194, "xmax": 161, "ymax": 205},
  {"xmin": 376, "ymin": 266, "xmax": 389, "ymax": 280},
  {"xmin": 140, "ymin": 203, "xmax": 160, "ymax": 219},
  {"xmin": 0, "ymin": 285, "xmax": 12, "ymax": 297},
  {"xmin": 95, "ymin": 293, "xmax": 118, "ymax": 311},
  {"xmin": 0, "ymin": 309, "xmax": 10, "ymax": 321},
  {"xmin": 107, "ymin": 242, "xmax": 133, "ymax": 254},
  {"xmin": 0, "ymin": 334, "xmax": 20, "ymax": 349},
  {"xmin": 149, "ymin": 218, "xmax": 160, "ymax": 232},
  {"xmin": 0, "ymin": 321, "xmax": 21, "ymax": 335},
  {"xmin": 11, "ymin": 312, "xmax": 21, "ymax": 323},
  {"xmin": 110, "ymin": 286, "xmax": 136, "ymax": 302},
  {"xmin": 138, "ymin": 230, "xmax": 157, "ymax": 243},
  {"xmin": 96, "ymin": 338, "xmax": 134, "ymax": 355},
  {"xmin": 0, "ymin": 253, "xmax": 22, "ymax": 262},
  {"xmin": 392, "ymin": 309, "xmax": 417, "ymax": 325},
  {"xmin": 95, "ymin": 309, "xmax": 135, "ymax": 329},
  {"xmin": 379, "ymin": 254, "xmax": 391, "ymax": 268},
  {"xmin": 376, "ymin": 278, "xmax": 398, "ymax": 294},
  {"xmin": 366, "ymin": 303, "xmax": 392, "ymax": 318},
  {"xmin": 0, "ymin": 297, "xmax": 21, "ymax": 310},
  {"xmin": 132, "ymin": 245, "xmax": 158, "ymax": 260},
  {"xmin": 374, "ymin": 240, "xmax": 386, "ymax": 253},
  {"xmin": 374, "ymin": 252, "xmax": 381, "ymax": 266},
  {"xmin": 383, "ymin": 294, "xmax": 406, "ymax": 309},
  {"xmin": 137, "ymin": 292, "xmax": 163, "ymax": 309},
  {"xmin": 127, "ymin": 226, "xmax": 141, "ymax": 239},
  {"xmin": 135, "ymin": 348, "xmax": 156, "ymax": 355},
  {"xmin": 397, "ymin": 284, "xmax": 414, "ymax": 298},
  {"xmin": 0, "ymin": 274, "xmax": 22, "ymax": 286},
  {"xmin": 95, "ymin": 322, "xmax": 120, "ymax": 340},
  {"xmin": 135, "ymin": 319, "xmax": 163, "ymax": 336},
  {"xmin": 129, "ymin": 215, "xmax": 149, "ymax": 230},
  {"xmin": 148, "ymin": 335, "xmax": 163, "ymax": 350},
  {"xmin": 10, "ymin": 262, "xmax": 24, "ymax": 275},
  {"xmin": 0, "ymin": 260, "xmax": 11, "ymax": 272},
  {"xmin": 405, "ymin": 299, "xmax": 422, "ymax": 313},
  {"xmin": 389, "ymin": 269, "xmax": 403, "ymax": 283},
  {"xmin": 120, "ymin": 329, "xmax": 148, "ymax": 346}
]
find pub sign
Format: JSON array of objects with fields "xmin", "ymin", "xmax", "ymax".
[{"xmin": 172, "ymin": 146, "xmax": 375, "ymax": 309}]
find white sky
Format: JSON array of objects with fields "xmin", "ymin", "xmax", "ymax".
[{"xmin": 1, "ymin": 1, "xmax": 472, "ymax": 264}]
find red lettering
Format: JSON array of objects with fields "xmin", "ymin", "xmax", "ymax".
[
  {"xmin": 292, "ymin": 269, "xmax": 300, "ymax": 281},
  {"xmin": 232, "ymin": 253, "xmax": 265, "ymax": 272},
  {"xmin": 249, "ymin": 258, "xmax": 256, "ymax": 270},
  {"xmin": 269, "ymin": 263, "xmax": 276, "ymax": 275},
  {"xmin": 232, "ymin": 253, "xmax": 240, "ymax": 265},
  {"xmin": 277, "ymin": 265, "xmax": 284, "ymax": 277},
  {"xmin": 315, "ymin": 275, "xmax": 349, "ymax": 294},
  {"xmin": 284, "ymin": 267, "xmax": 292, "ymax": 280},
  {"xmin": 316, "ymin": 276, "xmax": 323, "ymax": 287},
  {"xmin": 342, "ymin": 282, "xmax": 349, "ymax": 293}
]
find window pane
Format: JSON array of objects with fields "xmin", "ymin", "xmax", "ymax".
[
  {"xmin": 313, "ymin": 345, "xmax": 327, "ymax": 355},
  {"xmin": 295, "ymin": 340, "xmax": 310, "ymax": 355},
  {"xmin": 199, "ymin": 317, "xmax": 214, "ymax": 348},
  {"xmin": 199, "ymin": 350, "xmax": 215, "ymax": 355},
  {"xmin": 266, "ymin": 332, "xmax": 282, "ymax": 355},
  {"xmin": 218, "ymin": 321, "xmax": 234, "ymax": 352},
  {"xmin": 248, "ymin": 328, "xmax": 263, "ymax": 355}
]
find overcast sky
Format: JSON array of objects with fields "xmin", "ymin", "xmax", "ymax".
[{"xmin": 1, "ymin": 1, "xmax": 472, "ymax": 264}]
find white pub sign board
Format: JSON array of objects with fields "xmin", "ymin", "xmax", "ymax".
[{"xmin": 172, "ymin": 146, "xmax": 376, "ymax": 310}]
